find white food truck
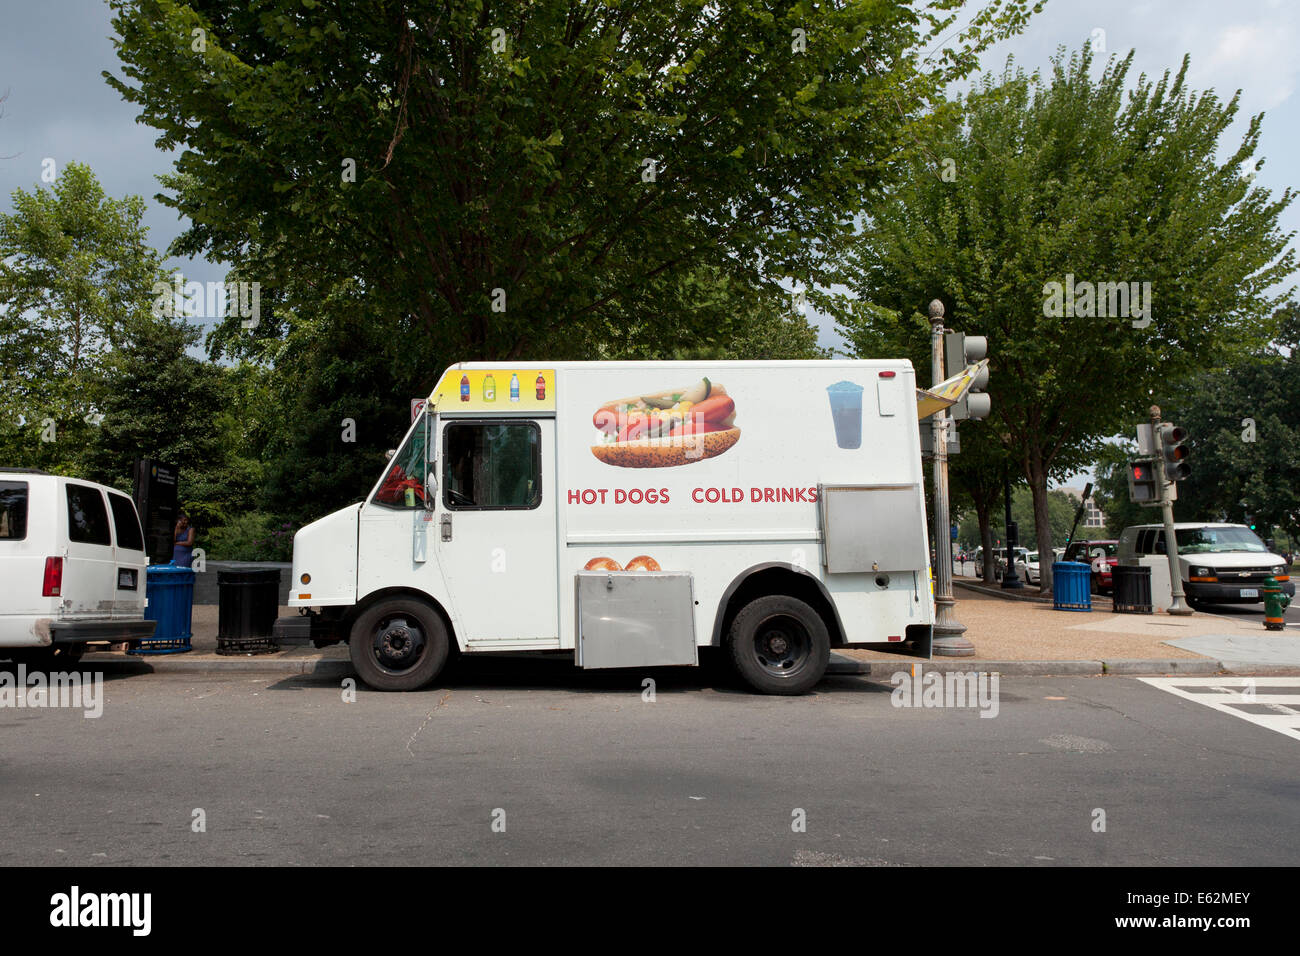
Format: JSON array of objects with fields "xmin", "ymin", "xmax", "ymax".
[{"xmin": 289, "ymin": 361, "xmax": 941, "ymax": 694}]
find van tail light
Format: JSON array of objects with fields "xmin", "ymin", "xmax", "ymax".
[{"xmin": 43, "ymin": 556, "xmax": 63, "ymax": 597}]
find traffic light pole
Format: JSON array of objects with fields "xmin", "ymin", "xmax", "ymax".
[
  {"xmin": 929, "ymin": 300, "xmax": 974, "ymax": 656},
  {"xmin": 1151, "ymin": 405, "xmax": 1192, "ymax": 616}
]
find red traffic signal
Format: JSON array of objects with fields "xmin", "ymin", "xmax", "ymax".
[
  {"xmin": 1157, "ymin": 423, "xmax": 1190, "ymax": 481},
  {"xmin": 1127, "ymin": 460, "xmax": 1158, "ymax": 503}
]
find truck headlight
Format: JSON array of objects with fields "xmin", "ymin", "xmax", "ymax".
[{"xmin": 1193, "ymin": 567, "xmax": 1210, "ymax": 577}]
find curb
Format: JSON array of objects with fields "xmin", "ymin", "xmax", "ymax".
[
  {"xmin": 83, "ymin": 655, "xmax": 352, "ymax": 677},
  {"xmin": 74, "ymin": 653, "xmax": 1282, "ymax": 679},
  {"xmin": 954, "ymin": 580, "xmax": 1053, "ymax": 603},
  {"xmin": 837, "ymin": 658, "xmax": 1226, "ymax": 678}
]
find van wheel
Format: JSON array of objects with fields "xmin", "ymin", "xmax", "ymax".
[
  {"xmin": 349, "ymin": 598, "xmax": 449, "ymax": 692},
  {"xmin": 726, "ymin": 595, "xmax": 830, "ymax": 695}
]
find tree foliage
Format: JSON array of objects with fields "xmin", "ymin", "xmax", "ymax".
[
  {"xmin": 0, "ymin": 162, "xmax": 254, "ymax": 522},
  {"xmin": 841, "ymin": 44, "xmax": 1297, "ymax": 589}
]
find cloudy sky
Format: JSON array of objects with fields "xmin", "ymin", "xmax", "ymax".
[{"xmin": 1, "ymin": 0, "xmax": 1296, "ymax": 350}]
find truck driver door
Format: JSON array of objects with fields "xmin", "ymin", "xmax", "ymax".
[{"xmin": 436, "ymin": 417, "xmax": 559, "ymax": 646}]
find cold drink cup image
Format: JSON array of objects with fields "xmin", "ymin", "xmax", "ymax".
[{"xmin": 826, "ymin": 381, "xmax": 864, "ymax": 449}]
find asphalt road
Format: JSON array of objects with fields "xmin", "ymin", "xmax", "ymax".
[{"xmin": 2, "ymin": 659, "xmax": 1296, "ymax": 866}]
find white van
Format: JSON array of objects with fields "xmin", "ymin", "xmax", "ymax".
[
  {"xmin": 289, "ymin": 361, "xmax": 937, "ymax": 694},
  {"xmin": 0, "ymin": 469, "xmax": 156, "ymax": 663},
  {"xmin": 1117, "ymin": 522, "xmax": 1294, "ymax": 608}
]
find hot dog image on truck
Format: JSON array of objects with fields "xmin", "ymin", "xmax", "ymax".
[
  {"xmin": 590, "ymin": 377, "xmax": 740, "ymax": 467},
  {"xmin": 288, "ymin": 361, "xmax": 952, "ymax": 695}
]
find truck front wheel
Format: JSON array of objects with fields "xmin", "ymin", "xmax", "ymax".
[
  {"xmin": 349, "ymin": 598, "xmax": 449, "ymax": 692},
  {"xmin": 726, "ymin": 595, "xmax": 830, "ymax": 695}
]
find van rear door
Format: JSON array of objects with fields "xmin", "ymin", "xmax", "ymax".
[
  {"xmin": 106, "ymin": 491, "xmax": 149, "ymax": 618},
  {"xmin": 61, "ymin": 481, "xmax": 117, "ymax": 620}
]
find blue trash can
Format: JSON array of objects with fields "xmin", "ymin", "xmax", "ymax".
[
  {"xmin": 132, "ymin": 563, "xmax": 195, "ymax": 654},
  {"xmin": 1052, "ymin": 561, "xmax": 1092, "ymax": 612}
]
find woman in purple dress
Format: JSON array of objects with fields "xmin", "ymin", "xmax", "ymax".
[{"xmin": 173, "ymin": 512, "xmax": 196, "ymax": 567}]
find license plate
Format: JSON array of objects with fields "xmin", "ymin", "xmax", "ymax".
[{"xmin": 1240, "ymin": 588, "xmax": 1259, "ymax": 599}]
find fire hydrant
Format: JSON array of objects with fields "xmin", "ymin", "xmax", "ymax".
[{"xmin": 1263, "ymin": 576, "xmax": 1290, "ymax": 630}]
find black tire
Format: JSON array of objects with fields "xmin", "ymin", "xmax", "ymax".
[
  {"xmin": 726, "ymin": 595, "xmax": 830, "ymax": 695},
  {"xmin": 348, "ymin": 597, "xmax": 450, "ymax": 692}
]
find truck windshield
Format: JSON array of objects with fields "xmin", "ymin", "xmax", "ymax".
[
  {"xmin": 373, "ymin": 413, "xmax": 430, "ymax": 509},
  {"xmin": 1174, "ymin": 527, "xmax": 1266, "ymax": 554}
]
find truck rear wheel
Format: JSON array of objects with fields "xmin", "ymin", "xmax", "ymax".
[
  {"xmin": 726, "ymin": 595, "xmax": 830, "ymax": 695},
  {"xmin": 349, "ymin": 597, "xmax": 449, "ymax": 692}
]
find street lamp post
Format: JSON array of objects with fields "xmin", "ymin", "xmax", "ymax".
[
  {"xmin": 929, "ymin": 299, "xmax": 974, "ymax": 656},
  {"xmin": 1001, "ymin": 466, "xmax": 1024, "ymax": 589}
]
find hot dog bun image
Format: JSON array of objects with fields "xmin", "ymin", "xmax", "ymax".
[{"xmin": 590, "ymin": 377, "xmax": 740, "ymax": 468}]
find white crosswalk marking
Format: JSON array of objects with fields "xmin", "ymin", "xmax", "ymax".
[{"xmin": 1139, "ymin": 677, "xmax": 1300, "ymax": 742}]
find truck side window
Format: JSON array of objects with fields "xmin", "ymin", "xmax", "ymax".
[
  {"xmin": 443, "ymin": 421, "xmax": 541, "ymax": 510},
  {"xmin": 67, "ymin": 484, "xmax": 112, "ymax": 546},
  {"xmin": 0, "ymin": 481, "xmax": 27, "ymax": 540},
  {"xmin": 1136, "ymin": 530, "xmax": 1153, "ymax": 555}
]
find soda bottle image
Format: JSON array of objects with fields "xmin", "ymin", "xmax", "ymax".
[
  {"xmin": 509, "ymin": 373, "xmax": 520, "ymax": 402},
  {"xmin": 483, "ymin": 374, "xmax": 496, "ymax": 401},
  {"xmin": 535, "ymin": 373, "xmax": 546, "ymax": 400},
  {"xmin": 459, "ymin": 375, "xmax": 469, "ymax": 402}
]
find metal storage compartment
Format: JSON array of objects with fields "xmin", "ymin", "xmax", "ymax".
[
  {"xmin": 575, "ymin": 571, "xmax": 697, "ymax": 669},
  {"xmin": 817, "ymin": 483, "xmax": 928, "ymax": 573}
]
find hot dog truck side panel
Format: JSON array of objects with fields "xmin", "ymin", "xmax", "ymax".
[{"xmin": 289, "ymin": 361, "xmax": 934, "ymax": 694}]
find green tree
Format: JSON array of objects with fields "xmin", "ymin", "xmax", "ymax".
[
  {"xmin": 0, "ymin": 161, "xmax": 250, "ymax": 523},
  {"xmin": 107, "ymin": 0, "xmax": 1038, "ymax": 519},
  {"xmin": 1160, "ymin": 303, "xmax": 1300, "ymax": 542},
  {"xmin": 107, "ymin": 0, "xmax": 1038, "ymax": 361},
  {"xmin": 841, "ymin": 45, "xmax": 1297, "ymax": 592}
]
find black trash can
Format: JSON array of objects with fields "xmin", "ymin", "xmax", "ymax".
[
  {"xmin": 217, "ymin": 569, "xmax": 282, "ymax": 654},
  {"xmin": 1113, "ymin": 565, "xmax": 1153, "ymax": 614}
]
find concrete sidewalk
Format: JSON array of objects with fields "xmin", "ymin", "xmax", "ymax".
[{"xmin": 77, "ymin": 587, "xmax": 1300, "ymax": 679}]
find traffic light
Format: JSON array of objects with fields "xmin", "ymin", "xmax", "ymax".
[
  {"xmin": 1156, "ymin": 423, "xmax": 1190, "ymax": 481},
  {"xmin": 1127, "ymin": 460, "xmax": 1158, "ymax": 503},
  {"xmin": 944, "ymin": 332, "xmax": 990, "ymax": 420}
]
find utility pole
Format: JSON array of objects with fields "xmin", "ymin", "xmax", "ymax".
[
  {"xmin": 1001, "ymin": 466, "xmax": 1024, "ymax": 588},
  {"xmin": 1151, "ymin": 404, "xmax": 1192, "ymax": 615},
  {"xmin": 929, "ymin": 300, "xmax": 974, "ymax": 656}
]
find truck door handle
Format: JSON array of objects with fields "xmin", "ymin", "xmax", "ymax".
[{"xmin": 440, "ymin": 513, "xmax": 453, "ymax": 542}]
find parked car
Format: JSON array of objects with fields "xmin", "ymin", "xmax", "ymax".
[
  {"xmin": 995, "ymin": 546, "xmax": 1030, "ymax": 581},
  {"xmin": 0, "ymin": 469, "xmax": 155, "ymax": 665},
  {"xmin": 1116, "ymin": 523, "xmax": 1294, "ymax": 608},
  {"xmin": 1015, "ymin": 551, "xmax": 1041, "ymax": 585},
  {"xmin": 1064, "ymin": 539, "xmax": 1119, "ymax": 594}
]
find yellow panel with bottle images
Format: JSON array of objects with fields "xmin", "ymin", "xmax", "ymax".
[{"xmin": 430, "ymin": 368, "xmax": 556, "ymax": 413}]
